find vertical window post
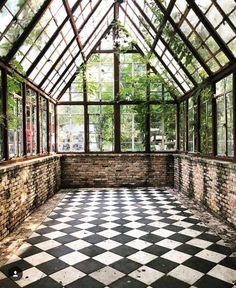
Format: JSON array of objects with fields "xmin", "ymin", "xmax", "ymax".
[
  {"xmin": 36, "ymin": 92, "xmax": 40, "ymax": 154},
  {"xmin": 2, "ymin": 69, "xmax": 9, "ymax": 160},
  {"xmin": 46, "ymin": 99, "xmax": 50, "ymax": 153},
  {"xmin": 233, "ymin": 70, "xmax": 236, "ymax": 160},
  {"xmin": 185, "ymin": 99, "xmax": 189, "ymax": 152},
  {"xmin": 83, "ymin": 65, "xmax": 89, "ymax": 153},
  {"xmin": 146, "ymin": 64, "xmax": 150, "ymax": 153},
  {"xmin": 212, "ymin": 83, "xmax": 217, "ymax": 156},
  {"xmin": 176, "ymin": 101, "xmax": 180, "ymax": 151},
  {"xmin": 22, "ymin": 82, "xmax": 27, "ymax": 156}
]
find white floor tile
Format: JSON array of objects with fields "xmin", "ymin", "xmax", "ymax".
[
  {"xmin": 129, "ymin": 266, "xmax": 164, "ymax": 285},
  {"xmin": 24, "ymin": 252, "xmax": 54, "ymax": 266},
  {"xmin": 16, "ymin": 267, "xmax": 46, "ymax": 287},
  {"xmin": 196, "ymin": 249, "xmax": 226, "ymax": 263},
  {"xmin": 90, "ymin": 266, "xmax": 124, "ymax": 285},
  {"xmin": 207, "ymin": 264, "xmax": 236, "ymax": 283},
  {"xmin": 126, "ymin": 239, "xmax": 152, "ymax": 250},
  {"xmin": 93, "ymin": 251, "xmax": 122, "ymax": 265},
  {"xmin": 127, "ymin": 251, "xmax": 157, "ymax": 264},
  {"xmin": 162, "ymin": 250, "xmax": 191, "ymax": 264},
  {"xmin": 50, "ymin": 267, "xmax": 85, "ymax": 286},
  {"xmin": 65, "ymin": 239, "xmax": 91, "ymax": 250},
  {"xmin": 168, "ymin": 265, "xmax": 204, "ymax": 285},
  {"xmin": 59, "ymin": 251, "xmax": 89, "ymax": 265}
]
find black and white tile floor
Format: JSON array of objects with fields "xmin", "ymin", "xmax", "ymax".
[{"xmin": 0, "ymin": 188, "xmax": 236, "ymax": 288}]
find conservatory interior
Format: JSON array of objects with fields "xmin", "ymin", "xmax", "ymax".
[{"xmin": 0, "ymin": 0, "xmax": 236, "ymax": 287}]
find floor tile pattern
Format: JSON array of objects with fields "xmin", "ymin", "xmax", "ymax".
[{"xmin": 0, "ymin": 188, "xmax": 236, "ymax": 288}]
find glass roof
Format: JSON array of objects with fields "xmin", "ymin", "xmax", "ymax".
[{"xmin": 0, "ymin": 0, "xmax": 235, "ymax": 100}]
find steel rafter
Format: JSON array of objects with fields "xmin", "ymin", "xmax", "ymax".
[
  {"xmin": 26, "ymin": 0, "xmax": 83, "ymax": 77},
  {"xmin": 63, "ymin": 0, "xmax": 85, "ymax": 62},
  {"xmin": 153, "ymin": 0, "xmax": 212, "ymax": 76},
  {"xmin": 151, "ymin": 0, "xmax": 176, "ymax": 52},
  {"xmin": 5, "ymin": 0, "xmax": 53, "ymax": 62},
  {"xmin": 120, "ymin": 5, "xmax": 185, "ymax": 94},
  {"xmin": 186, "ymin": 0, "xmax": 235, "ymax": 63}
]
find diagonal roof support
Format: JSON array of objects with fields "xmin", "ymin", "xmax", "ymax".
[
  {"xmin": 121, "ymin": 5, "xmax": 186, "ymax": 94},
  {"xmin": 47, "ymin": 6, "xmax": 114, "ymax": 95},
  {"xmin": 26, "ymin": 0, "xmax": 83, "ymax": 77},
  {"xmin": 131, "ymin": 0, "xmax": 196, "ymax": 86},
  {"xmin": 63, "ymin": 0, "xmax": 85, "ymax": 62},
  {"xmin": 151, "ymin": 0, "xmax": 176, "ymax": 52},
  {"xmin": 39, "ymin": 1, "xmax": 113, "ymax": 88},
  {"xmin": 57, "ymin": 24, "xmax": 113, "ymax": 101},
  {"xmin": 153, "ymin": 0, "xmax": 212, "ymax": 76},
  {"xmin": 186, "ymin": 0, "xmax": 235, "ymax": 63},
  {"xmin": 5, "ymin": 0, "xmax": 53, "ymax": 62}
]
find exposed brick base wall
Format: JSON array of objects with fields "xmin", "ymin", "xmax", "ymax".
[
  {"xmin": 0, "ymin": 156, "xmax": 61, "ymax": 241},
  {"xmin": 174, "ymin": 154, "xmax": 236, "ymax": 228},
  {"xmin": 61, "ymin": 154, "xmax": 174, "ymax": 188}
]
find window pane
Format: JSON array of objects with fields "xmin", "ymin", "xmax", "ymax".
[
  {"xmin": 39, "ymin": 96, "xmax": 48, "ymax": 153},
  {"xmin": 121, "ymin": 105, "xmax": 146, "ymax": 152},
  {"xmin": 7, "ymin": 75, "xmax": 23, "ymax": 158},
  {"xmin": 150, "ymin": 104, "xmax": 176, "ymax": 151},
  {"xmin": 57, "ymin": 105, "xmax": 84, "ymax": 152},
  {"xmin": 88, "ymin": 105, "xmax": 114, "ymax": 152},
  {"xmin": 50, "ymin": 103, "xmax": 55, "ymax": 152},
  {"xmin": 179, "ymin": 101, "xmax": 186, "ymax": 151},
  {"xmin": 26, "ymin": 88, "xmax": 37, "ymax": 155}
]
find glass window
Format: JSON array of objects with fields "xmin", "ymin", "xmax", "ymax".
[
  {"xmin": 49, "ymin": 103, "xmax": 55, "ymax": 152},
  {"xmin": 26, "ymin": 88, "xmax": 37, "ymax": 155},
  {"xmin": 121, "ymin": 105, "xmax": 146, "ymax": 152},
  {"xmin": 57, "ymin": 105, "xmax": 84, "ymax": 152},
  {"xmin": 215, "ymin": 74, "xmax": 233, "ymax": 157},
  {"xmin": 120, "ymin": 54, "xmax": 147, "ymax": 101},
  {"xmin": 179, "ymin": 101, "xmax": 186, "ymax": 151},
  {"xmin": 0, "ymin": 70, "xmax": 4, "ymax": 160},
  {"xmin": 200, "ymin": 87, "xmax": 213, "ymax": 154},
  {"xmin": 39, "ymin": 96, "xmax": 48, "ymax": 153},
  {"xmin": 188, "ymin": 97, "xmax": 197, "ymax": 152},
  {"xmin": 87, "ymin": 54, "xmax": 114, "ymax": 101},
  {"xmin": 88, "ymin": 105, "xmax": 114, "ymax": 152},
  {"xmin": 8, "ymin": 75, "xmax": 23, "ymax": 158},
  {"xmin": 150, "ymin": 104, "xmax": 176, "ymax": 151}
]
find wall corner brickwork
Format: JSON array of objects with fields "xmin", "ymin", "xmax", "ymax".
[
  {"xmin": 0, "ymin": 155, "xmax": 61, "ymax": 241},
  {"xmin": 174, "ymin": 154, "xmax": 236, "ymax": 228}
]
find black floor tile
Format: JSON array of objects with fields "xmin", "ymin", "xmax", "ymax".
[
  {"xmin": 110, "ymin": 258, "xmax": 142, "ymax": 274},
  {"xmin": 146, "ymin": 257, "xmax": 178, "ymax": 273},
  {"xmin": 66, "ymin": 276, "xmax": 104, "ymax": 288},
  {"xmin": 110, "ymin": 276, "xmax": 146, "ymax": 288},
  {"xmin": 152, "ymin": 275, "xmax": 189, "ymax": 288},
  {"xmin": 37, "ymin": 258, "xmax": 68, "ymax": 275},
  {"xmin": 183, "ymin": 256, "xmax": 216, "ymax": 273},
  {"xmin": 194, "ymin": 275, "xmax": 233, "ymax": 288},
  {"xmin": 73, "ymin": 259, "xmax": 105, "ymax": 274}
]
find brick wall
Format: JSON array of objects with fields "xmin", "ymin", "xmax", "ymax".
[
  {"xmin": 0, "ymin": 155, "xmax": 61, "ymax": 241},
  {"xmin": 61, "ymin": 154, "xmax": 174, "ymax": 188},
  {"xmin": 174, "ymin": 154, "xmax": 236, "ymax": 228}
]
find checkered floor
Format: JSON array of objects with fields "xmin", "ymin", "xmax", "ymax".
[{"xmin": 0, "ymin": 188, "xmax": 236, "ymax": 288}]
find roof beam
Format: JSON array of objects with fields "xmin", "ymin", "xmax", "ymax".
[
  {"xmin": 63, "ymin": 0, "xmax": 85, "ymax": 61},
  {"xmin": 5, "ymin": 0, "xmax": 53, "ymax": 62},
  {"xmin": 151, "ymin": 0, "xmax": 176, "ymax": 51},
  {"xmin": 186, "ymin": 0, "xmax": 235, "ymax": 63},
  {"xmin": 153, "ymin": 0, "xmax": 212, "ymax": 76},
  {"xmin": 121, "ymin": 5, "xmax": 186, "ymax": 94},
  {"xmin": 132, "ymin": 0, "xmax": 196, "ymax": 86},
  {"xmin": 26, "ymin": 0, "xmax": 83, "ymax": 77}
]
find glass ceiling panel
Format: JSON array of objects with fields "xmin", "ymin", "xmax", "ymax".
[
  {"xmin": 196, "ymin": 0, "xmax": 236, "ymax": 57},
  {"xmin": 14, "ymin": 0, "xmax": 66, "ymax": 72},
  {"xmin": 171, "ymin": 0, "xmax": 233, "ymax": 71},
  {"xmin": 0, "ymin": 0, "xmax": 46, "ymax": 57},
  {"xmin": 83, "ymin": 9, "xmax": 114, "ymax": 58},
  {"xmin": 79, "ymin": 0, "xmax": 112, "ymax": 46}
]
